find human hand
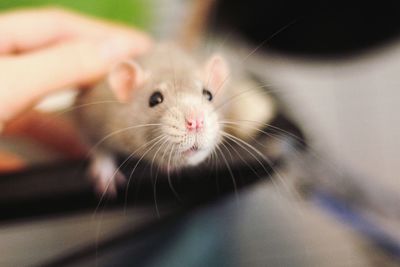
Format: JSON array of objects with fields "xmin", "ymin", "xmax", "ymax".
[
  {"xmin": 0, "ymin": 7, "xmax": 151, "ymax": 124},
  {"xmin": 0, "ymin": 7, "xmax": 152, "ymax": 171}
]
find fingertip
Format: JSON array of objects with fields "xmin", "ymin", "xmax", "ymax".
[
  {"xmin": 131, "ymin": 32, "xmax": 153, "ymax": 55},
  {"xmin": 0, "ymin": 151, "xmax": 26, "ymax": 173},
  {"xmin": 99, "ymin": 37, "xmax": 135, "ymax": 63},
  {"xmin": 100, "ymin": 33, "xmax": 152, "ymax": 64}
]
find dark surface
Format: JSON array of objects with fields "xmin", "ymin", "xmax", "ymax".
[
  {"xmin": 0, "ymin": 146, "xmax": 279, "ymax": 267},
  {"xmin": 0, "ymin": 140, "xmax": 276, "ymax": 224},
  {"xmin": 213, "ymin": 0, "xmax": 400, "ymax": 57}
]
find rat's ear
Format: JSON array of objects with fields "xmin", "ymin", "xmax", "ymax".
[
  {"xmin": 204, "ymin": 54, "xmax": 230, "ymax": 93},
  {"xmin": 108, "ymin": 61, "xmax": 145, "ymax": 103}
]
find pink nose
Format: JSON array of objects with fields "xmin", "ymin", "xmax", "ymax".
[{"xmin": 186, "ymin": 114, "xmax": 204, "ymax": 131}]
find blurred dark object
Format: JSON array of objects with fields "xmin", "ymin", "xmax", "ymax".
[{"xmin": 213, "ymin": 0, "xmax": 400, "ymax": 57}]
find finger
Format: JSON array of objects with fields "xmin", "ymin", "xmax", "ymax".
[
  {"xmin": 0, "ymin": 151, "xmax": 26, "ymax": 173},
  {"xmin": 0, "ymin": 8, "xmax": 66, "ymax": 54},
  {"xmin": 0, "ymin": 7, "xmax": 151, "ymax": 54},
  {"xmin": 0, "ymin": 37, "xmax": 139, "ymax": 123},
  {"xmin": 3, "ymin": 110, "xmax": 88, "ymax": 159}
]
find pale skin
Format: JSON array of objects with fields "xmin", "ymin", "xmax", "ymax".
[{"xmin": 0, "ymin": 7, "xmax": 152, "ymax": 171}]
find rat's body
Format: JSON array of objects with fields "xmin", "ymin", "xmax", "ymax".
[{"xmin": 75, "ymin": 43, "xmax": 276, "ymax": 194}]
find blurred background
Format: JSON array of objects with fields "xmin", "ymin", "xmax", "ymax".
[{"xmin": 0, "ymin": 0, "xmax": 399, "ymax": 266}]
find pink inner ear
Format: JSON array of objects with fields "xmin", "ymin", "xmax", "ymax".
[
  {"xmin": 204, "ymin": 54, "xmax": 230, "ymax": 93},
  {"xmin": 108, "ymin": 61, "xmax": 143, "ymax": 103}
]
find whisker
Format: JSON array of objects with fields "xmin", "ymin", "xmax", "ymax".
[
  {"xmin": 36, "ymin": 100, "xmax": 120, "ymax": 124},
  {"xmin": 32, "ymin": 100, "xmax": 124, "ymax": 140},
  {"xmin": 220, "ymin": 119, "xmax": 306, "ymax": 146},
  {"xmin": 87, "ymin": 123, "xmax": 162, "ymax": 159},
  {"xmin": 150, "ymin": 133, "xmax": 167, "ymax": 180},
  {"xmin": 220, "ymin": 131, "xmax": 291, "ymax": 191},
  {"xmin": 124, "ymin": 136, "xmax": 169, "ymax": 211},
  {"xmin": 221, "ymin": 138, "xmax": 264, "ymax": 180},
  {"xmin": 211, "ymin": 148, "xmax": 221, "ymax": 193},
  {"xmin": 219, "ymin": 119, "xmax": 340, "ymax": 175},
  {"xmin": 220, "ymin": 121, "xmax": 283, "ymax": 150},
  {"xmin": 242, "ymin": 19, "xmax": 298, "ymax": 62},
  {"xmin": 211, "ymin": 19, "xmax": 297, "ymax": 100},
  {"xmin": 128, "ymin": 130, "xmax": 166, "ymax": 208},
  {"xmin": 220, "ymin": 131, "xmax": 284, "ymax": 194},
  {"xmin": 214, "ymin": 83, "xmax": 275, "ymax": 111},
  {"xmin": 92, "ymin": 134, "xmax": 165, "ymax": 217},
  {"xmin": 167, "ymin": 144, "xmax": 182, "ymax": 202},
  {"xmin": 59, "ymin": 100, "xmax": 121, "ymax": 115},
  {"xmin": 221, "ymin": 131, "xmax": 304, "ymax": 207},
  {"xmin": 154, "ymin": 140, "xmax": 173, "ymax": 217},
  {"xmin": 92, "ymin": 134, "xmax": 164, "ymax": 265},
  {"xmin": 215, "ymin": 143, "xmax": 239, "ymax": 200},
  {"xmin": 220, "ymin": 131, "xmax": 272, "ymax": 175}
]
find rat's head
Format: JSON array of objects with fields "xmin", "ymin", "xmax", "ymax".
[{"xmin": 107, "ymin": 45, "xmax": 230, "ymax": 170}]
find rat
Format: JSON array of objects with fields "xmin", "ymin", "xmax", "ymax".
[
  {"xmin": 74, "ymin": 0, "xmax": 278, "ymax": 195},
  {"xmin": 74, "ymin": 42, "xmax": 277, "ymax": 195}
]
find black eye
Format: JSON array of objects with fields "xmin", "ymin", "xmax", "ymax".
[
  {"xmin": 149, "ymin": 91, "xmax": 163, "ymax": 107},
  {"xmin": 203, "ymin": 88, "xmax": 213, "ymax": 101}
]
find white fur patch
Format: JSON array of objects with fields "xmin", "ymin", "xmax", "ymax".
[
  {"xmin": 186, "ymin": 149, "xmax": 211, "ymax": 165},
  {"xmin": 225, "ymin": 80, "xmax": 276, "ymax": 139},
  {"xmin": 89, "ymin": 151, "xmax": 126, "ymax": 196}
]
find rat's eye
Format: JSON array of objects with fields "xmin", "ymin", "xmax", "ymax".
[
  {"xmin": 203, "ymin": 88, "xmax": 213, "ymax": 101},
  {"xmin": 149, "ymin": 91, "xmax": 163, "ymax": 107}
]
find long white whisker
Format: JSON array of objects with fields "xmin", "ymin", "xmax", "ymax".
[
  {"xmin": 242, "ymin": 19, "xmax": 298, "ymax": 62},
  {"xmin": 35, "ymin": 100, "xmax": 122, "ymax": 129},
  {"xmin": 211, "ymin": 148, "xmax": 221, "ymax": 193},
  {"xmin": 60, "ymin": 100, "xmax": 121, "ymax": 115},
  {"xmin": 220, "ymin": 131, "xmax": 285, "ymax": 193},
  {"xmin": 220, "ymin": 131, "xmax": 296, "ymax": 207},
  {"xmin": 150, "ymin": 133, "xmax": 167, "ymax": 179},
  {"xmin": 167, "ymin": 144, "xmax": 182, "ymax": 201},
  {"xmin": 124, "ymin": 136, "xmax": 168, "ymax": 211},
  {"xmin": 215, "ymin": 143, "xmax": 239, "ymax": 200},
  {"xmin": 220, "ymin": 120, "xmax": 305, "ymax": 145},
  {"xmin": 154, "ymin": 140, "xmax": 173, "ymax": 217},
  {"xmin": 220, "ymin": 119, "xmax": 340, "ymax": 175},
  {"xmin": 87, "ymin": 124, "xmax": 162, "ymax": 159},
  {"xmin": 212, "ymin": 20, "xmax": 297, "ymax": 100},
  {"xmin": 92, "ymin": 134, "xmax": 165, "ymax": 217},
  {"xmin": 214, "ymin": 84, "xmax": 275, "ymax": 111},
  {"xmin": 221, "ymin": 138, "xmax": 264, "ymax": 180},
  {"xmin": 221, "ymin": 131, "xmax": 272, "ymax": 175},
  {"xmin": 220, "ymin": 122, "xmax": 283, "ymax": 150},
  {"xmin": 221, "ymin": 131, "xmax": 302, "ymax": 203}
]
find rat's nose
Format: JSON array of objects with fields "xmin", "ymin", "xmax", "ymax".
[{"xmin": 186, "ymin": 114, "xmax": 204, "ymax": 131}]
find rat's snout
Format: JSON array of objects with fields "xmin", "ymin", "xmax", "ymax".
[{"xmin": 186, "ymin": 113, "xmax": 204, "ymax": 131}]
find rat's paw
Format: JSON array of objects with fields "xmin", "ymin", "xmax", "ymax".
[{"xmin": 89, "ymin": 152, "xmax": 126, "ymax": 197}]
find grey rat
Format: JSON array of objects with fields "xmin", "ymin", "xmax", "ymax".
[{"xmin": 74, "ymin": 43, "xmax": 276, "ymax": 195}]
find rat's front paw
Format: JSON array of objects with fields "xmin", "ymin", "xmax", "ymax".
[{"xmin": 89, "ymin": 152, "xmax": 126, "ymax": 197}]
